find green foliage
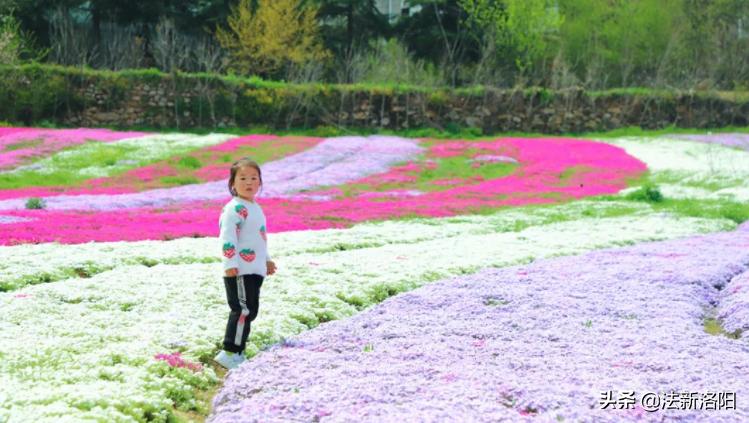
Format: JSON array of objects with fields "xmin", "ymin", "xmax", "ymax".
[
  {"xmin": 216, "ymin": 0, "xmax": 330, "ymax": 78},
  {"xmin": 315, "ymin": 0, "xmax": 389, "ymax": 55},
  {"xmin": 353, "ymin": 38, "xmax": 444, "ymax": 87},
  {"xmin": 0, "ymin": 14, "xmax": 23, "ymax": 65},
  {"xmin": 160, "ymin": 176, "xmax": 200, "ymax": 186},
  {"xmin": 176, "ymin": 156, "xmax": 202, "ymax": 169},
  {"xmin": 626, "ymin": 184, "xmax": 664, "ymax": 203},
  {"xmin": 0, "ymin": 63, "xmax": 77, "ymax": 124},
  {"xmin": 24, "ymin": 197, "xmax": 45, "ymax": 209},
  {"xmin": 0, "ymin": 13, "xmax": 46, "ymax": 65},
  {"xmin": 461, "ymin": 0, "xmax": 563, "ymax": 79},
  {"xmin": 655, "ymin": 199, "xmax": 749, "ymax": 224}
]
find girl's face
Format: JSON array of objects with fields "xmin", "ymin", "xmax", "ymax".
[{"xmin": 233, "ymin": 166, "xmax": 261, "ymax": 201}]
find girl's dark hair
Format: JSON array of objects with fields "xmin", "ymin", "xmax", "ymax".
[{"xmin": 228, "ymin": 157, "xmax": 263, "ymax": 196}]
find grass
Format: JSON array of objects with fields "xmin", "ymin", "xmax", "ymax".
[
  {"xmin": 2, "ymin": 138, "xmax": 43, "ymax": 151},
  {"xmin": 703, "ymin": 317, "xmax": 742, "ymax": 339},
  {"xmin": 416, "ymin": 156, "xmax": 517, "ymax": 188},
  {"xmin": 170, "ymin": 362, "xmax": 226, "ymax": 423},
  {"xmin": 160, "ymin": 176, "xmax": 200, "ymax": 186},
  {"xmin": 0, "ymin": 143, "xmax": 138, "ymax": 189},
  {"xmin": 655, "ymin": 199, "xmax": 749, "ymax": 224},
  {"xmin": 177, "ymin": 156, "xmax": 202, "ymax": 169}
]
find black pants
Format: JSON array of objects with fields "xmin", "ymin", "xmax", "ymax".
[{"xmin": 222, "ymin": 274, "xmax": 264, "ymax": 353}]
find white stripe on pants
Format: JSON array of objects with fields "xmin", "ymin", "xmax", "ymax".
[{"xmin": 235, "ymin": 275, "xmax": 250, "ymax": 346}]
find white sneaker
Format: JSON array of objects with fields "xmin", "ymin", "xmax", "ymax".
[{"xmin": 214, "ymin": 350, "xmax": 245, "ymax": 369}]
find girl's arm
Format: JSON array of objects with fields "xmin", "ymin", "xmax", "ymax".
[
  {"xmin": 263, "ymin": 216, "xmax": 275, "ymax": 275},
  {"xmin": 266, "ymin": 260, "xmax": 276, "ymax": 276},
  {"xmin": 219, "ymin": 204, "xmax": 242, "ymax": 275}
]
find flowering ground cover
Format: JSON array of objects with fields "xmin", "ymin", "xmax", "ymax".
[
  {"xmin": 0, "ymin": 128, "xmax": 149, "ymax": 171},
  {"xmin": 210, "ymin": 223, "xmax": 749, "ymax": 422},
  {"xmin": 608, "ymin": 136, "xmax": 749, "ymax": 203},
  {"xmin": 674, "ymin": 132, "xmax": 749, "ymax": 151},
  {"xmin": 0, "ymin": 211, "xmax": 737, "ymax": 421},
  {"xmin": 0, "ymin": 133, "xmax": 236, "ymax": 191},
  {"xmin": 0, "ymin": 132, "xmax": 646, "ymax": 244},
  {"xmin": 1, "ymin": 128, "xmax": 748, "ymax": 421}
]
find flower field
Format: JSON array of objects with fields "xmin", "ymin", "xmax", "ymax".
[{"xmin": 0, "ymin": 128, "xmax": 748, "ymax": 422}]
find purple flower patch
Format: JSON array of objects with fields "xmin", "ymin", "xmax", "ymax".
[
  {"xmin": 673, "ymin": 133, "xmax": 749, "ymax": 151},
  {"xmin": 210, "ymin": 227, "xmax": 749, "ymax": 422}
]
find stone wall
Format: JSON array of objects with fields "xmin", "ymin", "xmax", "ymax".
[
  {"xmin": 2, "ymin": 65, "xmax": 746, "ymax": 132},
  {"xmin": 63, "ymin": 81, "xmax": 749, "ymax": 133}
]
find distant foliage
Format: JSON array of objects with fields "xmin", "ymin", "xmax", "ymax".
[
  {"xmin": 349, "ymin": 38, "xmax": 444, "ymax": 86},
  {"xmin": 0, "ymin": 13, "xmax": 42, "ymax": 65},
  {"xmin": 2, "ymin": 0, "xmax": 749, "ymax": 88},
  {"xmin": 461, "ymin": 0, "xmax": 563, "ymax": 82},
  {"xmin": 0, "ymin": 15, "xmax": 22, "ymax": 65},
  {"xmin": 215, "ymin": 0, "xmax": 330, "ymax": 78}
]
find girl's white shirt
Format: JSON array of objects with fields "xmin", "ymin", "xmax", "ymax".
[{"xmin": 219, "ymin": 196, "xmax": 271, "ymax": 277}]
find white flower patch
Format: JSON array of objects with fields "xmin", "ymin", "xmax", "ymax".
[
  {"xmin": 0, "ymin": 237, "xmax": 221, "ymax": 291},
  {"xmin": 6, "ymin": 133, "xmax": 235, "ymax": 177},
  {"xmin": 606, "ymin": 137, "xmax": 749, "ymax": 176},
  {"xmin": 0, "ymin": 212, "xmax": 735, "ymax": 421},
  {"xmin": 0, "ymin": 200, "xmax": 653, "ymax": 291},
  {"xmin": 604, "ymin": 137, "xmax": 749, "ymax": 201},
  {"xmin": 0, "ymin": 215, "xmax": 35, "ymax": 224}
]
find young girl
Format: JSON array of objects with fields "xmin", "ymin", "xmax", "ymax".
[{"xmin": 214, "ymin": 157, "xmax": 277, "ymax": 369}]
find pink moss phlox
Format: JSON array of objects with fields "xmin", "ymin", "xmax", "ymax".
[
  {"xmin": 119, "ymin": 166, "xmax": 179, "ymax": 183},
  {"xmin": 0, "ymin": 128, "xmax": 149, "ymax": 170},
  {"xmin": 154, "ymin": 351, "xmax": 203, "ymax": 372},
  {"xmin": 0, "ymin": 127, "xmax": 34, "ymax": 138},
  {"xmin": 429, "ymin": 142, "xmax": 473, "ymax": 158},
  {"xmin": 0, "ymin": 137, "xmax": 647, "ymax": 245},
  {"xmin": 205, "ymin": 134, "xmax": 280, "ymax": 152},
  {"xmin": 0, "ymin": 186, "xmax": 136, "ymax": 201}
]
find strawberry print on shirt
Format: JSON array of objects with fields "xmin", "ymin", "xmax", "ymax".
[
  {"xmin": 239, "ymin": 248, "xmax": 256, "ymax": 262},
  {"xmin": 235, "ymin": 204, "xmax": 248, "ymax": 219},
  {"xmin": 223, "ymin": 242, "xmax": 236, "ymax": 259}
]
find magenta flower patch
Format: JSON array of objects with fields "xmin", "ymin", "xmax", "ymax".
[
  {"xmin": 0, "ymin": 135, "xmax": 646, "ymax": 244},
  {"xmin": 154, "ymin": 352, "xmax": 203, "ymax": 372}
]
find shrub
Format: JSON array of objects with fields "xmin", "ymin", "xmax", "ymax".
[
  {"xmin": 626, "ymin": 184, "xmax": 663, "ymax": 203},
  {"xmin": 25, "ymin": 197, "xmax": 46, "ymax": 209}
]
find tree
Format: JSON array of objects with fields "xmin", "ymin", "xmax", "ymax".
[
  {"xmin": 460, "ymin": 0, "xmax": 563, "ymax": 84},
  {"xmin": 216, "ymin": 0, "xmax": 329, "ymax": 77},
  {"xmin": 314, "ymin": 0, "xmax": 389, "ymax": 54},
  {"xmin": 313, "ymin": 0, "xmax": 389, "ymax": 82},
  {"xmin": 395, "ymin": 0, "xmax": 476, "ymax": 86},
  {"xmin": 558, "ymin": 0, "xmax": 681, "ymax": 88}
]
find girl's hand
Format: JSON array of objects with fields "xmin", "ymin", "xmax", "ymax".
[
  {"xmin": 225, "ymin": 268, "xmax": 238, "ymax": 277},
  {"xmin": 266, "ymin": 260, "xmax": 277, "ymax": 276}
]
